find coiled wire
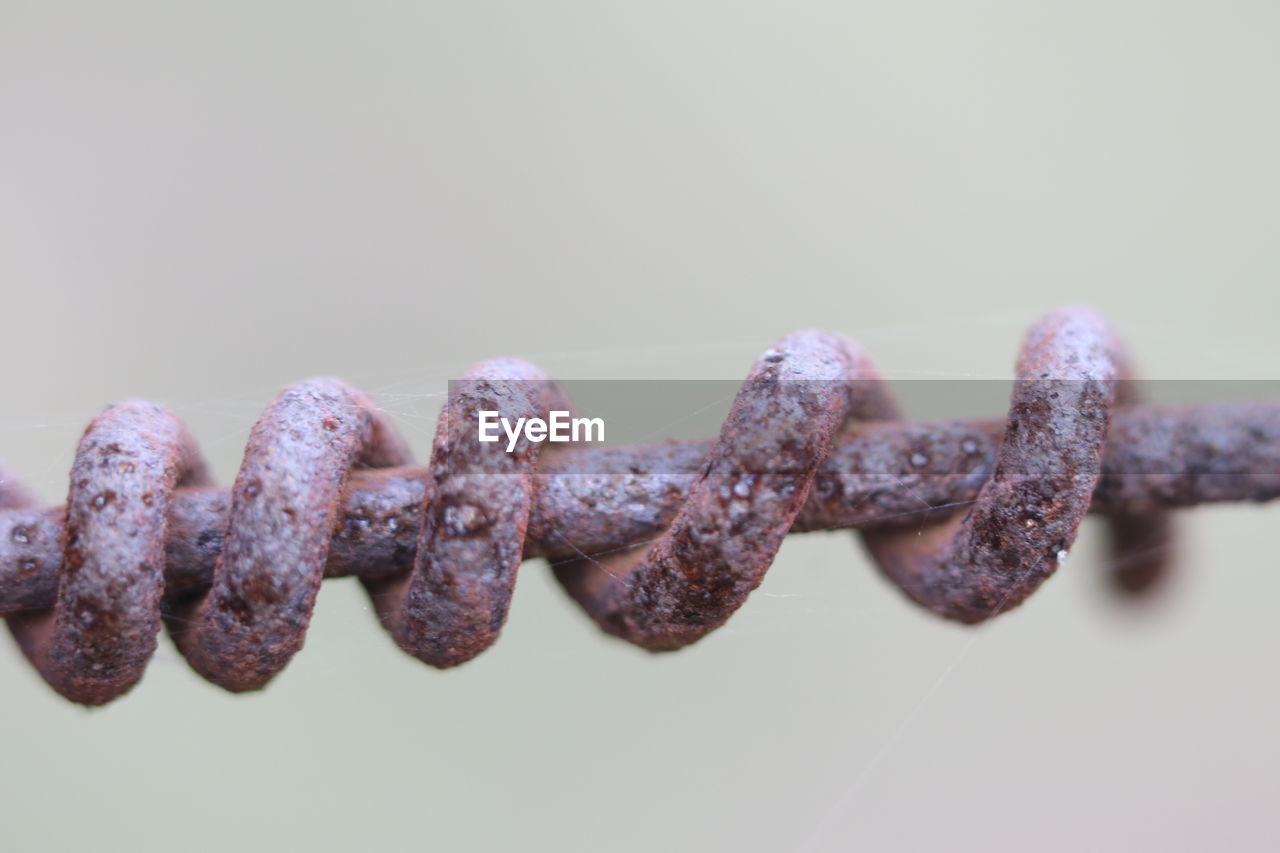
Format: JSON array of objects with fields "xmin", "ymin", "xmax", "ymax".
[{"xmin": 0, "ymin": 307, "xmax": 1194, "ymax": 704}]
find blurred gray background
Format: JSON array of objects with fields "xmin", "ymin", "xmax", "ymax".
[{"xmin": 2, "ymin": 3, "xmax": 1278, "ymax": 851}]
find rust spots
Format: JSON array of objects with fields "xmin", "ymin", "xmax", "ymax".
[
  {"xmin": 5, "ymin": 401, "xmax": 211, "ymax": 704},
  {"xmin": 553, "ymin": 330, "xmax": 900, "ymax": 651},
  {"xmin": 363, "ymin": 360, "xmax": 568, "ymax": 668},
  {"xmin": 860, "ymin": 307, "xmax": 1160, "ymax": 622},
  {"xmin": 0, "ymin": 308, "xmax": 1275, "ymax": 703},
  {"xmin": 166, "ymin": 379, "xmax": 412, "ymax": 693}
]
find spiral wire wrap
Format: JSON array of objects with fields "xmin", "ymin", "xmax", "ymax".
[{"xmin": 1, "ymin": 306, "xmax": 1275, "ymax": 705}]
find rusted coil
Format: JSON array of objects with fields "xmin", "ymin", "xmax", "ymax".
[{"xmin": 2, "ymin": 306, "xmax": 1279, "ymax": 705}]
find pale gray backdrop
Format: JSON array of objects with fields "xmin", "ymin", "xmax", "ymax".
[{"xmin": 2, "ymin": 3, "xmax": 1278, "ymax": 851}]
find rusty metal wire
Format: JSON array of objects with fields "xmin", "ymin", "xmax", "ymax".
[{"xmin": 2, "ymin": 306, "xmax": 1279, "ymax": 705}]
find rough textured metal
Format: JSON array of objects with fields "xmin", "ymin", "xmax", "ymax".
[
  {"xmin": 555, "ymin": 330, "xmax": 901, "ymax": 650},
  {"xmin": 166, "ymin": 379, "xmax": 414, "ymax": 693},
  {"xmin": 7, "ymin": 402, "xmax": 211, "ymax": 704},
  {"xmin": 363, "ymin": 360, "xmax": 571, "ymax": 668},
  {"xmin": 1, "ymin": 306, "xmax": 1279, "ymax": 705},
  {"xmin": 864, "ymin": 308, "xmax": 1135, "ymax": 621}
]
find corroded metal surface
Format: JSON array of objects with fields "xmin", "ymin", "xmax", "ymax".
[
  {"xmin": 363, "ymin": 360, "xmax": 571, "ymax": 668},
  {"xmin": 2, "ymin": 306, "xmax": 1279, "ymax": 704},
  {"xmin": 863, "ymin": 308, "xmax": 1131, "ymax": 621},
  {"xmin": 554, "ymin": 330, "xmax": 901, "ymax": 650},
  {"xmin": 7, "ymin": 402, "xmax": 211, "ymax": 704},
  {"xmin": 166, "ymin": 379, "xmax": 414, "ymax": 693}
]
